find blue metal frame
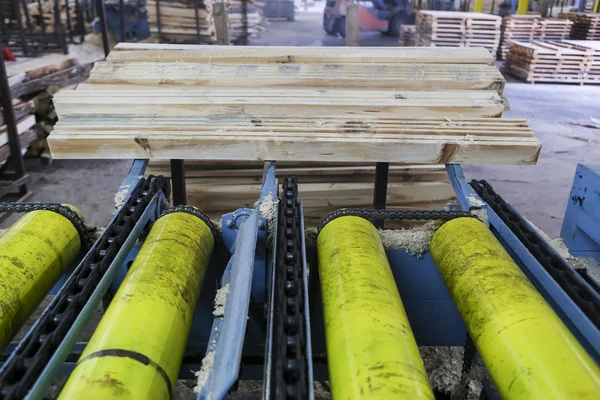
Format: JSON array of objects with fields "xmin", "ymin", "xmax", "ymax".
[
  {"xmin": 561, "ymin": 164, "xmax": 600, "ymax": 262},
  {"xmin": 447, "ymin": 164, "xmax": 600, "ymax": 364}
]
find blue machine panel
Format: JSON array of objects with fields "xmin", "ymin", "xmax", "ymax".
[{"xmin": 561, "ymin": 164, "xmax": 600, "ymax": 262}]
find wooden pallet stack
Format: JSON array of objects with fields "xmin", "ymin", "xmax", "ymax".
[
  {"xmin": 504, "ymin": 40, "xmax": 599, "ymax": 84},
  {"xmin": 498, "ymin": 15, "xmax": 573, "ymax": 60},
  {"xmin": 559, "ymin": 12, "xmax": 600, "ymax": 40},
  {"xmin": 565, "ymin": 40, "xmax": 600, "ymax": 82},
  {"xmin": 398, "ymin": 25, "xmax": 416, "ymax": 46},
  {"xmin": 23, "ymin": 0, "xmax": 80, "ymax": 34},
  {"xmin": 48, "ymin": 44, "xmax": 540, "ymax": 226},
  {"xmin": 416, "ymin": 11, "xmax": 502, "ymax": 56},
  {"xmin": 534, "ymin": 18, "xmax": 573, "ymax": 40},
  {"xmin": 147, "ymin": 0, "xmax": 261, "ymax": 43}
]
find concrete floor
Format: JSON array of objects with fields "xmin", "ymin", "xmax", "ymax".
[{"xmin": 3, "ymin": 5, "xmax": 599, "ymax": 239}]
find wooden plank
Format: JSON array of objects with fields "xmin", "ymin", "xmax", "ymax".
[
  {"xmin": 213, "ymin": 2, "xmax": 230, "ymax": 45},
  {"xmin": 89, "ymin": 62, "xmax": 506, "ymax": 93},
  {"xmin": 346, "ymin": 4, "xmax": 359, "ymax": 47},
  {"xmin": 48, "ymin": 116, "xmax": 539, "ymax": 164},
  {"xmin": 53, "ymin": 87, "xmax": 508, "ymax": 118},
  {"xmin": 109, "ymin": 43, "xmax": 494, "ymax": 64}
]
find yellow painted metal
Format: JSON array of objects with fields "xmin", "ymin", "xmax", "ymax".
[
  {"xmin": 0, "ymin": 210, "xmax": 80, "ymax": 348},
  {"xmin": 594, "ymin": 0, "xmax": 599, "ymax": 13},
  {"xmin": 474, "ymin": 0, "xmax": 485, "ymax": 12},
  {"xmin": 430, "ymin": 217, "xmax": 600, "ymax": 400},
  {"xmin": 317, "ymin": 216, "xmax": 434, "ymax": 399},
  {"xmin": 517, "ymin": 0, "xmax": 529, "ymax": 14},
  {"xmin": 59, "ymin": 212, "xmax": 214, "ymax": 399}
]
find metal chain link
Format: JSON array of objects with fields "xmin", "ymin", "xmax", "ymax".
[
  {"xmin": 0, "ymin": 202, "xmax": 93, "ymax": 249},
  {"xmin": 317, "ymin": 208, "xmax": 477, "ymax": 233},
  {"xmin": 471, "ymin": 179, "xmax": 600, "ymax": 330},
  {"xmin": 160, "ymin": 205, "xmax": 230, "ymax": 258},
  {"xmin": 0, "ymin": 176, "xmax": 169, "ymax": 400},
  {"xmin": 270, "ymin": 176, "xmax": 308, "ymax": 399}
]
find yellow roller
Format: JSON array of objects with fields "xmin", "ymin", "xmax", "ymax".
[
  {"xmin": 59, "ymin": 211, "xmax": 214, "ymax": 399},
  {"xmin": 0, "ymin": 209, "xmax": 81, "ymax": 348},
  {"xmin": 317, "ymin": 216, "xmax": 434, "ymax": 399},
  {"xmin": 430, "ymin": 217, "xmax": 600, "ymax": 399}
]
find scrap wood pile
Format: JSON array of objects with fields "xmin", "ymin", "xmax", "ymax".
[
  {"xmin": 5, "ymin": 55, "xmax": 92, "ymax": 163},
  {"xmin": 48, "ymin": 43, "xmax": 540, "ymax": 226},
  {"xmin": 147, "ymin": 0, "xmax": 261, "ymax": 43},
  {"xmin": 499, "ymin": 15, "xmax": 573, "ymax": 60},
  {"xmin": 559, "ymin": 12, "xmax": 600, "ymax": 40},
  {"xmin": 504, "ymin": 40, "xmax": 600, "ymax": 84},
  {"xmin": 416, "ymin": 11, "xmax": 502, "ymax": 56},
  {"xmin": 22, "ymin": 0, "xmax": 81, "ymax": 35}
]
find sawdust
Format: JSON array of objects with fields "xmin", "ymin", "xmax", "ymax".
[
  {"xmin": 467, "ymin": 195, "xmax": 485, "ymax": 208},
  {"xmin": 470, "ymin": 208, "xmax": 489, "ymax": 226},
  {"xmin": 378, "ymin": 221, "xmax": 437, "ymax": 257},
  {"xmin": 420, "ymin": 346, "xmax": 463, "ymax": 393},
  {"xmin": 114, "ymin": 185, "xmax": 130, "ymax": 210},
  {"xmin": 524, "ymin": 217, "xmax": 573, "ymax": 260},
  {"xmin": 259, "ymin": 193, "xmax": 277, "ymax": 222},
  {"xmin": 213, "ymin": 283, "xmax": 230, "ymax": 317},
  {"xmin": 213, "ymin": 218, "xmax": 222, "ymax": 233},
  {"xmin": 193, "ymin": 351, "xmax": 216, "ymax": 394},
  {"xmin": 0, "ymin": 228, "xmax": 5, "ymax": 236},
  {"xmin": 88, "ymin": 226, "xmax": 106, "ymax": 242}
]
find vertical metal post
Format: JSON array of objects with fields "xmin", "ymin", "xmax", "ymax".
[
  {"xmin": 54, "ymin": 0, "xmax": 68, "ymax": 53},
  {"xmin": 0, "ymin": 56, "xmax": 28, "ymax": 197},
  {"xmin": 96, "ymin": 0, "xmax": 110, "ymax": 57},
  {"xmin": 119, "ymin": 0, "xmax": 125, "ymax": 42},
  {"xmin": 170, "ymin": 160, "xmax": 187, "ymax": 206},
  {"xmin": 65, "ymin": 0, "xmax": 74, "ymax": 43},
  {"xmin": 155, "ymin": 0, "xmax": 163, "ymax": 43},
  {"xmin": 194, "ymin": 0, "xmax": 201, "ymax": 43},
  {"xmin": 346, "ymin": 4, "xmax": 359, "ymax": 46},
  {"xmin": 20, "ymin": 0, "xmax": 33, "ymax": 31},
  {"xmin": 38, "ymin": 0, "xmax": 47, "ymax": 34},
  {"xmin": 13, "ymin": 0, "xmax": 30, "ymax": 56},
  {"xmin": 75, "ymin": 0, "xmax": 84, "ymax": 43},
  {"xmin": 594, "ymin": 0, "xmax": 599, "ymax": 12},
  {"xmin": 373, "ymin": 162, "xmax": 389, "ymax": 228},
  {"xmin": 511, "ymin": 0, "xmax": 517, "ymax": 14},
  {"xmin": 214, "ymin": 2, "xmax": 230, "ymax": 45}
]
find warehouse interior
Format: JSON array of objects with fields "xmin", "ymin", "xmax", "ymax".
[{"xmin": 1, "ymin": 0, "xmax": 600, "ymax": 399}]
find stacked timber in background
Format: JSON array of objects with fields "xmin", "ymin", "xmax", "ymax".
[
  {"xmin": 23, "ymin": 0, "xmax": 81, "ymax": 35},
  {"xmin": 6, "ymin": 55, "xmax": 93, "ymax": 163},
  {"xmin": 498, "ymin": 15, "xmax": 572, "ymax": 60},
  {"xmin": 49, "ymin": 44, "xmax": 540, "ymax": 226},
  {"xmin": 559, "ymin": 12, "xmax": 600, "ymax": 40},
  {"xmin": 504, "ymin": 40, "xmax": 600, "ymax": 84},
  {"xmin": 416, "ymin": 11, "xmax": 502, "ymax": 56},
  {"xmin": 398, "ymin": 25, "xmax": 416, "ymax": 46},
  {"xmin": 147, "ymin": 0, "xmax": 261, "ymax": 43}
]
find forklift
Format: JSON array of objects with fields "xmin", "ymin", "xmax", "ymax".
[{"xmin": 323, "ymin": 0, "xmax": 452, "ymax": 37}]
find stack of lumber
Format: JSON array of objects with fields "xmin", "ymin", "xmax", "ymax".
[
  {"xmin": 559, "ymin": 12, "xmax": 600, "ymax": 40},
  {"xmin": 499, "ymin": 15, "xmax": 573, "ymax": 60},
  {"xmin": 398, "ymin": 25, "xmax": 416, "ymax": 46},
  {"xmin": 48, "ymin": 43, "xmax": 540, "ymax": 225},
  {"xmin": 23, "ymin": 0, "xmax": 80, "ymax": 35},
  {"xmin": 533, "ymin": 18, "xmax": 573, "ymax": 40},
  {"xmin": 504, "ymin": 40, "xmax": 599, "ymax": 84},
  {"xmin": 416, "ymin": 11, "xmax": 502, "ymax": 55},
  {"xmin": 5, "ymin": 55, "xmax": 93, "ymax": 163},
  {"xmin": 147, "ymin": 0, "xmax": 261, "ymax": 43},
  {"xmin": 564, "ymin": 40, "xmax": 600, "ymax": 82},
  {"xmin": 0, "ymin": 100, "xmax": 36, "ymax": 165}
]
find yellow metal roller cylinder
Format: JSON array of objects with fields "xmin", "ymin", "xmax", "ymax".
[
  {"xmin": 430, "ymin": 217, "xmax": 600, "ymax": 399},
  {"xmin": 0, "ymin": 209, "xmax": 81, "ymax": 348},
  {"xmin": 317, "ymin": 216, "xmax": 434, "ymax": 400},
  {"xmin": 59, "ymin": 212, "xmax": 214, "ymax": 399}
]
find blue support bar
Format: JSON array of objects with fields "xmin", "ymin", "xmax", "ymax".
[
  {"xmin": 197, "ymin": 206, "xmax": 261, "ymax": 400},
  {"xmin": 578, "ymin": 0, "xmax": 585, "ymax": 12},
  {"xmin": 116, "ymin": 159, "xmax": 149, "ymax": 210},
  {"xmin": 511, "ymin": 0, "xmax": 518, "ymax": 14},
  {"xmin": 561, "ymin": 164, "xmax": 600, "ymax": 262},
  {"xmin": 447, "ymin": 164, "xmax": 600, "ymax": 364}
]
